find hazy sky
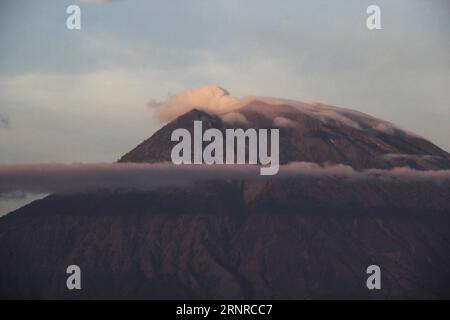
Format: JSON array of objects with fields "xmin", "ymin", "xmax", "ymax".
[{"xmin": 0, "ymin": 0, "xmax": 449, "ymax": 165}]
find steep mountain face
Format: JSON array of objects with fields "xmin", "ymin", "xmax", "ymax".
[{"xmin": 1, "ymin": 99, "xmax": 450, "ymax": 299}]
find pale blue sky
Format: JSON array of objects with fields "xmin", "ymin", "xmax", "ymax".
[{"xmin": 0, "ymin": 0, "xmax": 449, "ymax": 164}]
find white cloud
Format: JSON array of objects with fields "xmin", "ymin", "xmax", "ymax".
[{"xmin": 153, "ymin": 85, "xmax": 239, "ymax": 122}]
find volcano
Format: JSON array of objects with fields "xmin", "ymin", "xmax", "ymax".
[
  {"xmin": 121, "ymin": 97, "xmax": 450, "ymax": 170},
  {"xmin": 1, "ymin": 90, "xmax": 449, "ymax": 299}
]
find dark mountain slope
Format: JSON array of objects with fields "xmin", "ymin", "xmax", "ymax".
[
  {"xmin": 1, "ymin": 175, "xmax": 450, "ymax": 299},
  {"xmin": 1, "ymin": 182, "xmax": 449, "ymax": 299}
]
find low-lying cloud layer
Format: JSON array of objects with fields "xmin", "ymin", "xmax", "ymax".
[{"xmin": 0, "ymin": 162, "xmax": 449, "ymax": 196}]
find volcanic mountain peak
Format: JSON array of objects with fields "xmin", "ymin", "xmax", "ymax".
[
  {"xmin": 153, "ymin": 86, "xmax": 410, "ymax": 137},
  {"xmin": 121, "ymin": 92, "xmax": 449, "ymax": 170}
]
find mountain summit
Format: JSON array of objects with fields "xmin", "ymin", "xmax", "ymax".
[{"xmin": 122, "ymin": 94, "xmax": 450, "ymax": 170}]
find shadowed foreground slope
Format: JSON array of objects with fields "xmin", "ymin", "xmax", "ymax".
[{"xmin": 1, "ymin": 178, "xmax": 449, "ymax": 299}]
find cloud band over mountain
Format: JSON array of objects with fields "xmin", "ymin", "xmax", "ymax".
[{"xmin": 0, "ymin": 162, "xmax": 449, "ymax": 196}]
